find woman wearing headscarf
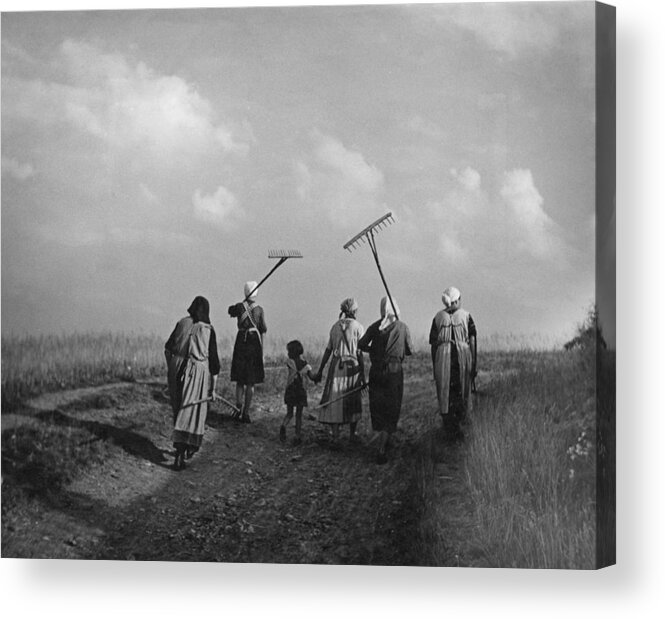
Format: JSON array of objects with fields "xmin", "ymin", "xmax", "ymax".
[
  {"xmin": 165, "ymin": 299, "xmax": 198, "ymax": 423},
  {"xmin": 358, "ymin": 296, "xmax": 413, "ymax": 464},
  {"xmin": 314, "ymin": 298, "xmax": 365, "ymax": 444},
  {"xmin": 429, "ymin": 286, "xmax": 477, "ymax": 439},
  {"xmin": 167, "ymin": 296, "xmax": 221, "ymax": 470},
  {"xmin": 228, "ymin": 281, "xmax": 267, "ymax": 423}
]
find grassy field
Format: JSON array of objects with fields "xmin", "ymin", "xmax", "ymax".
[
  {"xmin": 415, "ymin": 346, "xmax": 598, "ymax": 568},
  {"xmin": 1, "ymin": 331, "xmax": 601, "ymax": 567}
]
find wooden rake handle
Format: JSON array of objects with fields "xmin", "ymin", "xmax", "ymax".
[
  {"xmin": 244, "ymin": 257, "xmax": 287, "ymax": 301},
  {"xmin": 179, "ymin": 393, "xmax": 241, "ymax": 415},
  {"xmin": 313, "ymin": 382, "xmax": 368, "ymax": 410}
]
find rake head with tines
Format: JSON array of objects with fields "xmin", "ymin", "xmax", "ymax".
[
  {"xmin": 244, "ymin": 249, "xmax": 304, "ymax": 301},
  {"xmin": 343, "ymin": 212, "xmax": 395, "ymax": 252},
  {"xmin": 268, "ymin": 249, "xmax": 303, "ymax": 259},
  {"xmin": 344, "ymin": 212, "xmax": 398, "ymax": 317}
]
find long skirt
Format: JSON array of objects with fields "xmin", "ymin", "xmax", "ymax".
[
  {"xmin": 433, "ymin": 342, "xmax": 472, "ymax": 419},
  {"xmin": 318, "ymin": 358, "xmax": 362, "ymax": 425},
  {"xmin": 230, "ymin": 330, "xmax": 264, "ymax": 384},
  {"xmin": 165, "ymin": 351, "xmax": 187, "ymax": 423},
  {"xmin": 172, "ymin": 358, "xmax": 210, "ymax": 452},
  {"xmin": 368, "ymin": 360, "xmax": 404, "ymax": 433}
]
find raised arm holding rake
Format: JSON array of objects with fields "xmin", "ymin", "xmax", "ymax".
[
  {"xmin": 228, "ymin": 281, "xmax": 267, "ymax": 424},
  {"xmin": 358, "ymin": 296, "xmax": 412, "ymax": 464},
  {"xmin": 227, "ymin": 250, "xmax": 302, "ymax": 424}
]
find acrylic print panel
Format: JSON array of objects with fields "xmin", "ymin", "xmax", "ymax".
[{"xmin": 1, "ymin": 1, "xmax": 615, "ymax": 568}]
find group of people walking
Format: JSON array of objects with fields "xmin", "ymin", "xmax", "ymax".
[{"xmin": 164, "ymin": 282, "xmax": 477, "ymax": 469}]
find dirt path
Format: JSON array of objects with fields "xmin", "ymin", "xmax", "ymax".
[{"xmin": 4, "ymin": 372, "xmax": 446, "ymax": 564}]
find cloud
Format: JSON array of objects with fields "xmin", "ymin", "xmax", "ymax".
[
  {"xmin": 2, "ymin": 156, "xmax": 35, "ymax": 181},
  {"xmin": 426, "ymin": 166, "xmax": 484, "ymax": 261},
  {"xmin": 499, "ymin": 169, "xmax": 562, "ymax": 259},
  {"xmin": 192, "ymin": 186, "xmax": 244, "ymax": 230},
  {"xmin": 439, "ymin": 233, "xmax": 466, "ymax": 262},
  {"xmin": 295, "ymin": 130, "xmax": 385, "ymax": 226},
  {"xmin": 3, "ymin": 39, "xmax": 252, "ymax": 161},
  {"xmin": 449, "ymin": 3, "xmax": 560, "ymax": 57},
  {"xmin": 450, "ymin": 166, "xmax": 481, "ymax": 192},
  {"xmin": 417, "ymin": 2, "xmax": 594, "ymax": 63},
  {"xmin": 422, "ymin": 166, "xmax": 565, "ymax": 266}
]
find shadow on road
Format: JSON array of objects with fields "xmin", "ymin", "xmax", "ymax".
[{"xmin": 36, "ymin": 409, "xmax": 171, "ymax": 467}]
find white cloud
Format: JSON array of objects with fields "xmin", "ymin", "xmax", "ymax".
[
  {"xmin": 293, "ymin": 160, "xmax": 312, "ymax": 201},
  {"xmin": 445, "ymin": 3, "xmax": 561, "ymax": 58},
  {"xmin": 418, "ymin": 2, "xmax": 594, "ymax": 63},
  {"xmin": 3, "ymin": 40, "xmax": 252, "ymax": 161},
  {"xmin": 439, "ymin": 233, "xmax": 467, "ymax": 262},
  {"xmin": 421, "ymin": 166, "xmax": 565, "ymax": 266},
  {"xmin": 500, "ymin": 168, "xmax": 562, "ymax": 259},
  {"xmin": 2, "ymin": 156, "xmax": 35, "ymax": 181},
  {"xmin": 450, "ymin": 166, "xmax": 481, "ymax": 192},
  {"xmin": 192, "ymin": 186, "xmax": 244, "ymax": 230},
  {"xmin": 295, "ymin": 130, "xmax": 385, "ymax": 226}
]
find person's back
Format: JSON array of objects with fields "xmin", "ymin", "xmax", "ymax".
[{"xmin": 361, "ymin": 319, "xmax": 412, "ymax": 366}]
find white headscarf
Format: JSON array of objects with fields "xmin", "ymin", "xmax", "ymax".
[
  {"xmin": 244, "ymin": 281, "xmax": 258, "ymax": 301},
  {"xmin": 442, "ymin": 286, "xmax": 461, "ymax": 312},
  {"xmin": 379, "ymin": 296, "xmax": 400, "ymax": 331}
]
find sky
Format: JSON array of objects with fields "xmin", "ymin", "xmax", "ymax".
[{"xmin": 1, "ymin": 1, "xmax": 606, "ymax": 348}]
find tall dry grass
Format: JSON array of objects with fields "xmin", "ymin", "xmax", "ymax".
[
  {"xmin": 421, "ymin": 347, "xmax": 597, "ymax": 568},
  {"xmin": 0, "ymin": 331, "xmax": 329, "ymax": 410},
  {"xmin": 1, "ymin": 332, "xmax": 167, "ymax": 409}
]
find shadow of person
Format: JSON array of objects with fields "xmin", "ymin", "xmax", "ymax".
[{"xmin": 36, "ymin": 409, "xmax": 170, "ymax": 466}]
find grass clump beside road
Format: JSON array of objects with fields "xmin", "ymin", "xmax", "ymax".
[
  {"xmin": 2, "ymin": 423, "xmax": 113, "ymax": 495},
  {"xmin": 418, "ymin": 347, "xmax": 598, "ymax": 569}
]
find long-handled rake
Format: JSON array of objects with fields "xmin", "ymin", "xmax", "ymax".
[
  {"xmin": 244, "ymin": 249, "xmax": 303, "ymax": 301},
  {"xmin": 180, "ymin": 392, "xmax": 241, "ymax": 416},
  {"xmin": 343, "ymin": 212, "xmax": 398, "ymax": 317},
  {"xmin": 311, "ymin": 382, "xmax": 369, "ymax": 411}
]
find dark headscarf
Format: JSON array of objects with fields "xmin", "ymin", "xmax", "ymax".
[{"xmin": 187, "ymin": 296, "xmax": 211, "ymax": 324}]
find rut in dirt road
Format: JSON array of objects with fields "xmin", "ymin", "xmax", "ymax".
[
  {"xmin": 4, "ymin": 370, "xmax": 475, "ymax": 565},
  {"xmin": 90, "ymin": 395, "xmax": 427, "ymax": 565}
]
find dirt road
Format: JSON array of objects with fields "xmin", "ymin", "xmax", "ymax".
[{"xmin": 3, "ymin": 367, "xmax": 477, "ymax": 565}]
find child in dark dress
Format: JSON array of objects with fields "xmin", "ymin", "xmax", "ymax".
[{"xmin": 280, "ymin": 340, "xmax": 317, "ymax": 445}]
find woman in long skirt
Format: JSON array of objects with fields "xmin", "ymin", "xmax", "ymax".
[
  {"xmin": 429, "ymin": 286, "xmax": 477, "ymax": 439},
  {"xmin": 228, "ymin": 281, "xmax": 267, "ymax": 423},
  {"xmin": 358, "ymin": 297, "xmax": 412, "ymax": 464},
  {"xmin": 314, "ymin": 298, "xmax": 365, "ymax": 444},
  {"xmin": 165, "ymin": 302, "xmax": 197, "ymax": 423},
  {"xmin": 170, "ymin": 296, "xmax": 220, "ymax": 470}
]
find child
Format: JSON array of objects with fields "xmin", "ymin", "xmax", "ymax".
[{"xmin": 280, "ymin": 340, "xmax": 317, "ymax": 446}]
